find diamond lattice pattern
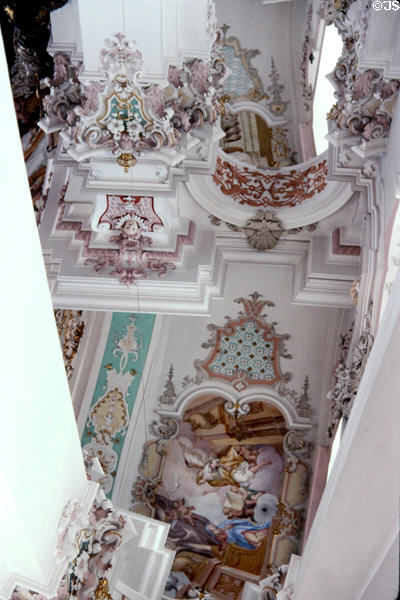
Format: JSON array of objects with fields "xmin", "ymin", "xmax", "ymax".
[{"xmin": 209, "ymin": 319, "xmax": 276, "ymax": 382}]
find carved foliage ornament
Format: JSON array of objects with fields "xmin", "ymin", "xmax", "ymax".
[
  {"xmin": 64, "ymin": 457, "xmax": 127, "ymax": 600},
  {"xmin": 327, "ymin": 304, "xmax": 373, "ymax": 436},
  {"xmin": 267, "ymin": 56, "xmax": 289, "ymax": 116},
  {"xmin": 320, "ymin": 0, "xmax": 400, "ymax": 142},
  {"xmin": 194, "ymin": 292, "xmax": 292, "ymax": 391},
  {"xmin": 213, "ymin": 156, "xmax": 328, "ymax": 207},
  {"xmin": 41, "ymin": 32, "xmax": 226, "ymax": 167}
]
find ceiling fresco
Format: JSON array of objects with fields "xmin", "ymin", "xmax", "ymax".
[
  {"xmin": 124, "ymin": 290, "xmax": 315, "ymax": 598},
  {"xmin": 132, "ymin": 397, "xmax": 310, "ymax": 600}
]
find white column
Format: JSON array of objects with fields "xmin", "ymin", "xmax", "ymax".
[
  {"xmin": 292, "ymin": 269, "xmax": 400, "ymax": 599},
  {"xmin": 0, "ymin": 34, "xmax": 95, "ymax": 599}
]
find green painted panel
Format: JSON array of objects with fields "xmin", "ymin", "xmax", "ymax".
[{"xmin": 81, "ymin": 312, "xmax": 155, "ymax": 497}]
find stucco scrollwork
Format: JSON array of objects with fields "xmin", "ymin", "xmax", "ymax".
[
  {"xmin": 149, "ymin": 414, "xmax": 179, "ymax": 441},
  {"xmin": 327, "ymin": 304, "xmax": 374, "ymax": 436},
  {"xmin": 320, "ymin": 0, "xmax": 399, "ymax": 143}
]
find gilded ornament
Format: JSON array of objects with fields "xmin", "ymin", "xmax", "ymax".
[
  {"xmin": 94, "ymin": 578, "xmax": 112, "ymax": 600},
  {"xmin": 54, "ymin": 309, "xmax": 86, "ymax": 379},
  {"xmin": 117, "ymin": 152, "xmax": 136, "ymax": 172}
]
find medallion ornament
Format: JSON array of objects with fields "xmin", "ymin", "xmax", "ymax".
[
  {"xmin": 40, "ymin": 32, "xmax": 226, "ymax": 168},
  {"xmin": 194, "ymin": 292, "xmax": 291, "ymax": 391},
  {"xmin": 97, "ymin": 195, "xmax": 162, "ymax": 232}
]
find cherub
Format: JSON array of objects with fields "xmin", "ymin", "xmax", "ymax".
[{"xmin": 179, "ymin": 442, "xmax": 271, "ymax": 488}]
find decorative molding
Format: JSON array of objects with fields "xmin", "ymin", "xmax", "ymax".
[
  {"xmin": 148, "ymin": 414, "xmax": 179, "ymax": 459},
  {"xmin": 208, "ymin": 214, "xmax": 241, "ymax": 231},
  {"xmin": 62, "ymin": 456, "xmax": 129, "ymax": 600},
  {"xmin": 327, "ymin": 303, "xmax": 374, "ymax": 436},
  {"xmin": 208, "ymin": 213, "xmax": 317, "ymax": 240},
  {"xmin": 295, "ymin": 376, "xmax": 312, "ymax": 419},
  {"xmin": 55, "ymin": 497, "xmax": 92, "ymax": 563},
  {"xmin": 331, "ymin": 228, "xmax": 361, "ymax": 256},
  {"xmin": 41, "ymin": 51, "xmax": 83, "ymax": 131},
  {"xmin": 242, "ymin": 565, "xmax": 289, "ymax": 600},
  {"xmin": 45, "ymin": 233, "xmax": 358, "ymax": 313},
  {"xmin": 223, "ymin": 398, "xmax": 251, "ymax": 418},
  {"xmin": 11, "ymin": 457, "xmax": 132, "ymax": 600},
  {"xmin": 276, "ymin": 376, "xmax": 312, "ymax": 420},
  {"xmin": 40, "ymin": 33, "xmax": 226, "ymax": 169},
  {"xmin": 193, "ymin": 292, "xmax": 292, "ymax": 391},
  {"xmin": 54, "ymin": 309, "xmax": 86, "ymax": 379},
  {"xmin": 213, "ymin": 155, "xmax": 328, "ymax": 207}
]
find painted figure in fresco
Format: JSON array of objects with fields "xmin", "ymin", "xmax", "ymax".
[
  {"xmin": 179, "ymin": 443, "xmax": 272, "ymax": 488},
  {"xmin": 155, "ymin": 495, "xmax": 225, "ymax": 557},
  {"xmin": 222, "ymin": 487, "xmax": 264, "ymax": 519},
  {"xmin": 209, "ymin": 492, "xmax": 278, "ymax": 549},
  {"xmin": 208, "ymin": 519, "xmax": 271, "ymax": 550}
]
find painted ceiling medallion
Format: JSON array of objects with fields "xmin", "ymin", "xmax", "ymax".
[
  {"xmin": 40, "ymin": 32, "xmax": 226, "ymax": 169},
  {"xmin": 213, "ymin": 155, "xmax": 328, "ymax": 207},
  {"xmin": 195, "ymin": 292, "xmax": 291, "ymax": 390}
]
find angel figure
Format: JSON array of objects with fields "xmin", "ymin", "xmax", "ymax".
[{"xmin": 180, "ymin": 442, "xmax": 271, "ymax": 488}]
